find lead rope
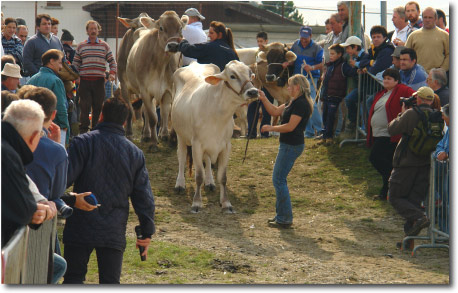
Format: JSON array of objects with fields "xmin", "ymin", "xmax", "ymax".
[{"xmin": 242, "ymin": 99, "xmax": 261, "ymax": 164}]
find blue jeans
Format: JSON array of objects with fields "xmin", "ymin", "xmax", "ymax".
[
  {"xmin": 53, "ymin": 253, "xmax": 67, "ymax": 284},
  {"xmin": 322, "ymin": 97, "xmax": 342, "ymax": 139},
  {"xmin": 272, "ymin": 142, "xmax": 304, "ymax": 224},
  {"xmin": 247, "ymin": 87, "xmax": 274, "ymax": 138},
  {"xmin": 345, "ymin": 88, "xmax": 358, "ymax": 124},
  {"xmin": 305, "ymin": 76, "xmax": 323, "ymax": 137}
]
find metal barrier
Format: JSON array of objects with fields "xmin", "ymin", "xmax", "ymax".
[
  {"xmin": 340, "ymin": 72, "xmax": 384, "ymax": 147},
  {"xmin": 401, "ymin": 155, "xmax": 449, "ymax": 256},
  {"xmin": 1, "ymin": 217, "xmax": 57, "ymax": 284}
]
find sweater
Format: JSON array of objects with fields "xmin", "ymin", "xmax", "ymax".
[
  {"xmin": 73, "ymin": 37, "xmax": 117, "ymax": 79},
  {"xmin": 22, "ymin": 33, "xmax": 65, "ymax": 77},
  {"xmin": 405, "ymin": 27, "xmax": 449, "ymax": 72}
]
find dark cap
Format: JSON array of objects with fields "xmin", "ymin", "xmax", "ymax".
[
  {"xmin": 300, "ymin": 26, "xmax": 312, "ymax": 38},
  {"xmin": 61, "ymin": 29, "xmax": 74, "ymax": 42}
]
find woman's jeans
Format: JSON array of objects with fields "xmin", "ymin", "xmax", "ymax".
[
  {"xmin": 52, "ymin": 253, "xmax": 67, "ymax": 284},
  {"xmin": 272, "ymin": 142, "xmax": 304, "ymax": 224}
]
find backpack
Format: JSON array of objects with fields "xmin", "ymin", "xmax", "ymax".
[{"xmin": 407, "ymin": 106, "xmax": 444, "ymax": 156}]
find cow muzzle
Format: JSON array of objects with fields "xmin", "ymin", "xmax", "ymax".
[
  {"xmin": 265, "ymin": 74, "xmax": 278, "ymax": 82},
  {"xmin": 245, "ymin": 88, "xmax": 259, "ymax": 104},
  {"xmin": 165, "ymin": 42, "xmax": 180, "ymax": 53}
]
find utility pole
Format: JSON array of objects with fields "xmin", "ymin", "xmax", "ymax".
[{"xmin": 381, "ymin": 1, "xmax": 387, "ymax": 28}]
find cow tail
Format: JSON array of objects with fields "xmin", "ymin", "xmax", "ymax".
[{"xmin": 187, "ymin": 146, "xmax": 193, "ymax": 177}]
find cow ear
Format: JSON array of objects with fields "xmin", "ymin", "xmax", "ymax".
[
  {"xmin": 285, "ymin": 51, "xmax": 297, "ymax": 63},
  {"xmin": 257, "ymin": 51, "xmax": 267, "ymax": 62},
  {"xmin": 140, "ymin": 17, "xmax": 155, "ymax": 29},
  {"xmin": 118, "ymin": 17, "xmax": 132, "ymax": 29},
  {"xmin": 181, "ymin": 15, "xmax": 189, "ymax": 27},
  {"xmin": 205, "ymin": 75, "xmax": 223, "ymax": 85}
]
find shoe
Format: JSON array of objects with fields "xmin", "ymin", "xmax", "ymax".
[
  {"xmin": 317, "ymin": 139, "xmax": 327, "ymax": 145},
  {"xmin": 314, "ymin": 134, "xmax": 324, "ymax": 140},
  {"xmin": 372, "ymin": 194, "xmax": 387, "ymax": 201},
  {"xmin": 406, "ymin": 216, "xmax": 430, "ymax": 236},
  {"xmin": 396, "ymin": 239, "xmax": 414, "ymax": 251},
  {"xmin": 267, "ymin": 217, "xmax": 276, "ymax": 223},
  {"xmin": 268, "ymin": 221, "xmax": 292, "ymax": 229}
]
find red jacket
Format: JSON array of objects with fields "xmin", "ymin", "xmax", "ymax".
[{"xmin": 366, "ymin": 83, "xmax": 415, "ymax": 147}]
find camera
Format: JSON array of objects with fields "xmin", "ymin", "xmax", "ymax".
[{"xmin": 400, "ymin": 96, "xmax": 417, "ymax": 108}]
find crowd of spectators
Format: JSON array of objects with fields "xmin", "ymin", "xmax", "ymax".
[{"xmin": 1, "ymin": 1, "xmax": 449, "ymax": 283}]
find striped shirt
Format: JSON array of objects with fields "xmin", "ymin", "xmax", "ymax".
[
  {"xmin": 73, "ymin": 37, "xmax": 116, "ymax": 79},
  {"xmin": 2, "ymin": 33, "xmax": 24, "ymax": 69}
]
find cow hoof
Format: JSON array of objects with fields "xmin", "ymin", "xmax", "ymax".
[
  {"xmin": 204, "ymin": 184, "xmax": 216, "ymax": 192},
  {"xmin": 222, "ymin": 207, "xmax": 235, "ymax": 214},
  {"xmin": 142, "ymin": 137, "xmax": 151, "ymax": 143},
  {"xmin": 174, "ymin": 186, "xmax": 185, "ymax": 194},
  {"xmin": 148, "ymin": 145, "xmax": 159, "ymax": 153},
  {"xmin": 191, "ymin": 206, "xmax": 200, "ymax": 213}
]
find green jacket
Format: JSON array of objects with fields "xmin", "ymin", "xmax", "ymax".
[{"xmin": 27, "ymin": 67, "xmax": 69, "ymax": 131}]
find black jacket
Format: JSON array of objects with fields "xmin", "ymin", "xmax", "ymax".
[
  {"xmin": 178, "ymin": 39, "xmax": 239, "ymax": 71},
  {"xmin": 1, "ymin": 122, "xmax": 37, "ymax": 247},
  {"xmin": 64, "ymin": 122, "xmax": 155, "ymax": 250}
]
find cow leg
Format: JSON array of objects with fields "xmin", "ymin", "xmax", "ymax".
[
  {"xmin": 191, "ymin": 143, "xmax": 204, "ymax": 213},
  {"xmin": 159, "ymin": 91, "xmax": 172, "ymax": 142},
  {"xmin": 204, "ymin": 154, "xmax": 215, "ymax": 192},
  {"xmin": 142, "ymin": 97, "xmax": 159, "ymax": 151},
  {"xmin": 174, "ymin": 138, "xmax": 187, "ymax": 193},
  {"xmin": 217, "ymin": 145, "xmax": 234, "ymax": 213},
  {"xmin": 120, "ymin": 84, "xmax": 134, "ymax": 138}
]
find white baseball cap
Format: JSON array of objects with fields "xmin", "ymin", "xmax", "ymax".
[
  {"xmin": 184, "ymin": 8, "xmax": 205, "ymax": 20},
  {"xmin": 340, "ymin": 36, "xmax": 362, "ymax": 47}
]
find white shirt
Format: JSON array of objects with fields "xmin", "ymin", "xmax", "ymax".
[
  {"xmin": 391, "ymin": 24, "xmax": 413, "ymax": 46},
  {"xmin": 182, "ymin": 21, "xmax": 207, "ymax": 66}
]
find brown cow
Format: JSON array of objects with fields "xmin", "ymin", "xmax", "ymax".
[{"xmin": 125, "ymin": 11, "xmax": 187, "ymax": 151}]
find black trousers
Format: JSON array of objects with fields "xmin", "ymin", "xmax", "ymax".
[
  {"xmin": 388, "ymin": 165, "xmax": 430, "ymax": 231},
  {"xmin": 78, "ymin": 78, "xmax": 105, "ymax": 133},
  {"xmin": 63, "ymin": 244, "xmax": 123, "ymax": 284},
  {"xmin": 369, "ymin": 136, "xmax": 397, "ymax": 197}
]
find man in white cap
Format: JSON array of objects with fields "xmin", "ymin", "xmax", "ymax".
[
  {"xmin": 1, "ymin": 63, "xmax": 22, "ymax": 92},
  {"xmin": 182, "ymin": 8, "xmax": 207, "ymax": 66}
]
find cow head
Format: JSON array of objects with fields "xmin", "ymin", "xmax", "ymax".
[
  {"xmin": 205, "ymin": 60, "xmax": 259, "ymax": 103},
  {"xmin": 257, "ymin": 42, "xmax": 297, "ymax": 83},
  {"xmin": 118, "ymin": 12, "xmax": 151, "ymax": 30},
  {"xmin": 141, "ymin": 11, "xmax": 187, "ymax": 53}
]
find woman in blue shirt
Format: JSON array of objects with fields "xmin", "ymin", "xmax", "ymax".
[
  {"xmin": 259, "ymin": 74, "xmax": 313, "ymax": 228},
  {"xmin": 178, "ymin": 21, "xmax": 239, "ymax": 71}
]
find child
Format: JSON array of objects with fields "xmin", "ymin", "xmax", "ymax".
[
  {"xmin": 319, "ymin": 44, "xmax": 354, "ymax": 144},
  {"xmin": 340, "ymin": 36, "xmax": 370, "ymax": 130}
]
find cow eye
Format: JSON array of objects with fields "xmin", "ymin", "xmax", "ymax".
[
  {"xmin": 230, "ymin": 75, "xmax": 236, "ymax": 80},
  {"xmin": 159, "ymin": 26, "xmax": 163, "ymax": 31}
]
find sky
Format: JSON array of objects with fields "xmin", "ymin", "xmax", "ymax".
[{"xmin": 293, "ymin": 0, "xmax": 450, "ymax": 32}]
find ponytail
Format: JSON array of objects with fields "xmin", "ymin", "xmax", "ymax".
[{"xmin": 225, "ymin": 28, "xmax": 239, "ymax": 58}]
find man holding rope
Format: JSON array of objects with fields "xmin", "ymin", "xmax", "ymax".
[{"xmin": 287, "ymin": 26, "xmax": 324, "ymax": 138}]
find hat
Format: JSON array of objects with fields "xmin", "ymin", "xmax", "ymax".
[
  {"xmin": 61, "ymin": 29, "xmax": 74, "ymax": 42},
  {"xmin": 340, "ymin": 36, "xmax": 362, "ymax": 47},
  {"xmin": 16, "ymin": 17, "xmax": 26, "ymax": 26},
  {"xmin": 413, "ymin": 86, "xmax": 435, "ymax": 101},
  {"xmin": 1, "ymin": 63, "xmax": 22, "ymax": 79},
  {"xmin": 184, "ymin": 8, "xmax": 205, "ymax": 20},
  {"xmin": 391, "ymin": 45, "xmax": 406, "ymax": 58},
  {"xmin": 299, "ymin": 26, "xmax": 312, "ymax": 38}
]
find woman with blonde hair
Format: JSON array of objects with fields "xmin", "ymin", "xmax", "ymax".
[
  {"xmin": 178, "ymin": 20, "xmax": 238, "ymax": 71},
  {"xmin": 259, "ymin": 74, "xmax": 313, "ymax": 228}
]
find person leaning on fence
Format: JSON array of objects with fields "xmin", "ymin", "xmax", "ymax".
[
  {"xmin": 62, "ymin": 98, "xmax": 155, "ymax": 284},
  {"xmin": 366, "ymin": 25, "xmax": 395, "ymax": 76},
  {"xmin": 366, "ymin": 68, "xmax": 415, "ymax": 201},
  {"xmin": 1, "ymin": 99, "xmax": 49, "ymax": 247},
  {"xmin": 258, "ymin": 74, "xmax": 313, "ymax": 228},
  {"xmin": 321, "ymin": 13, "xmax": 343, "ymax": 64},
  {"xmin": 340, "ymin": 36, "xmax": 370, "ymax": 131},
  {"xmin": 427, "ymin": 68, "xmax": 449, "ymax": 106},
  {"xmin": 319, "ymin": 44, "xmax": 354, "ymax": 145},
  {"xmin": 387, "ymin": 86, "xmax": 437, "ymax": 239}
]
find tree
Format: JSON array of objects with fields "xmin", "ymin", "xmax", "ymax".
[{"xmin": 259, "ymin": 1, "xmax": 304, "ymax": 24}]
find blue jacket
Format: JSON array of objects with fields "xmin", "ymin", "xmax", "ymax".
[
  {"xmin": 22, "ymin": 33, "xmax": 65, "ymax": 77},
  {"xmin": 400, "ymin": 64, "xmax": 428, "ymax": 91},
  {"xmin": 26, "ymin": 128, "xmax": 68, "ymax": 211},
  {"xmin": 368, "ymin": 40, "xmax": 395, "ymax": 75},
  {"xmin": 435, "ymin": 128, "xmax": 449, "ymax": 158},
  {"xmin": 178, "ymin": 39, "xmax": 239, "ymax": 71},
  {"xmin": 353, "ymin": 50, "xmax": 370, "ymax": 70},
  {"xmin": 291, "ymin": 39, "xmax": 323, "ymax": 78},
  {"xmin": 27, "ymin": 67, "xmax": 69, "ymax": 131},
  {"xmin": 64, "ymin": 122, "xmax": 155, "ymax": 250}
]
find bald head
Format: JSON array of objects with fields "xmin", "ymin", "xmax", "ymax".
[{"xmin": 422, "ymin": 7, "xmax": 437, "ymax": 29}]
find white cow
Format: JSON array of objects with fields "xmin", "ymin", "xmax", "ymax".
[{"xmin": 171, "ymin": 60, "xmax": 259, "ymax": 213}]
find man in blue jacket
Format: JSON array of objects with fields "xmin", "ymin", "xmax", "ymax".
[
  {"xmin": 290, "ymin": 26, "xmax": 324, "ymax": 138},
  {"xmin": 27, "ymin": 49, "xmax": 69, "ymax": 146},
  {"xmin": 399, "ymin": 48, "xmax": 427, "ymax": 91},
  {"xmin": 62, "ymin": 98, "xmax": 155, "ymax": 284}
]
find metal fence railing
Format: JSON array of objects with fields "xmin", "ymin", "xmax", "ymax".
[
  {"xmin": 400, "ymin": 155, "xmax": 450, "ymax": 256},
  {"xmin": 340, "ymin": 72, "xmax": 384, "ymax": 147},
  {"xmin": 1, "ymin": 217, "xmax": 57, "ymax": 284}
]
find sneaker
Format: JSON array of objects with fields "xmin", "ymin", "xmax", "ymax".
[
  {"xmin": 59, "ymin": 205, "xmax": 74, "ymax": 218},
  {"xmin": 406, "ymin": 216, "xmax": 430, "ymax": 236},
  {"xmin": 396, "ymin": 239, "xmax": 414, "ymax": 251},
  {"xmin": 268, "ymin": 221, "xmax": 292, "ymax": 229}
]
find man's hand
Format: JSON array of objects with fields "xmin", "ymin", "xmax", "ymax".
[
  {"xmin": 437, "ymin": 151, "xmax": 448, "ymax": 161},
  {"xmin": 261, "ymin": 124, "xmax": 272, "ymax": 133},
  {"xmin": 47, "ymin": 122, "xmax": 61, "ymax": 143},
  {"xmin": 31, "ymin": 203, "xmax": 47, "ymax": 224},
  {"xmin": 136, "ymin": 237, "xmax": 151, "ymax": 259},
  {"xmin": 73, "ymin": 192, "xmax": 98, "ymax": 211},
  {"xmin": 281, "ymin": 61, "xmax": 290, "ymax": 69},
  {"xmin": 349, "ymin": 59, "xmax": 356, "ymax": 67},
  {"xmin": 43, "ymin": 200, "xmax": 57, "ymax": 220},
  {"xmin": 303, "ymin": 64, "xmax": 313, "ymax": 73}
]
